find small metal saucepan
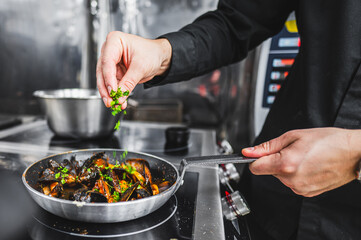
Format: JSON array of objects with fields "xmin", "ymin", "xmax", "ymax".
[{"xmin": 22, "ymin": 149, "xmax": 256, "ymax": 223}]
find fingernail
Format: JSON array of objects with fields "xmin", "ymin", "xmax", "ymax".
[
  {"xmin": 244, "ymin": 147, "xmax": 255, "ymax": 152},
  {"xmin": 103, "ymin": 97, "xmax": 107, "ymax": 106},
  {"xmin": 107, "ymin": 86, "xmax": 112, "ymax": 94},
  {"xmin": 121, "ymin": 101, "xmax": 128, "ymax": 110}
]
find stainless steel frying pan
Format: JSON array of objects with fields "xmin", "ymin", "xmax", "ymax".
[{"xmin": 22, "ymin": 149, "xmax": 256, "ymax": 223}]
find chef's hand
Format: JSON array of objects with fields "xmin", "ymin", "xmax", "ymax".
[
  {"xmin": 96, "ymin": 31, "xmax": 172, "ymax": 108},
  {"xmin": 242, "ymin": 128, "xmax": 361, "ymax": 197}
]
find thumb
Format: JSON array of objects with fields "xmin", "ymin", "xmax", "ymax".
[{"xmin": 242, "ymin": 132, "xmax": 296, "ymax": 158}]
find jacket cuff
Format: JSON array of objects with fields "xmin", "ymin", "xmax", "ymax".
[{"xmin": 144, "ymin": 31, "xmax": 197, "ymax": 89}]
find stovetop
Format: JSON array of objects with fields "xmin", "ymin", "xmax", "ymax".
[{"xmin": 0, "ymin": 120, "xmax": 225, "ymax": 240}]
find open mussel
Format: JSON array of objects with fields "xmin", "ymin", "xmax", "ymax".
[
  {"xmin": 120, "ymin": 181, "xmax": 140, "ymax": 201},
  {"xmin": 41, "ymin": 181, "xmax": 63, "ymax": 198},
  {"xmin": 136, "ymin": 185, "xmax": 152, "ymax": 199},
  {"xmin": 81, "ymin": 152, "xmax": 105, "ymax": 170},
  {"xmin": 73, "ymin": 189, "xmax": 107, "ymax": 203},
  {"xmin": 60, "ymin": 156, "xmax": 80, "ymax": 177},
  {"xmin": 126, "ymin": 159, "xmax": 153, "ymax": 184},
  {"xmin": 158, "ymin": 181, "xmax": 172, "ymax": 193},
  {"xmin": 38, "ymin": 168, "xmax": 57, "ymax": 182}
]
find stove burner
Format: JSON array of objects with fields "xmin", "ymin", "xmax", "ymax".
[{"xmin": 30, "ymin": 196, "xmax": 177, "ymax": 238}]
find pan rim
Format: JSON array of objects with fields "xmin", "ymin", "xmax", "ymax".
[{"xmin": 22, "ymin": 148, "xmax": 180, "ymax": 207}]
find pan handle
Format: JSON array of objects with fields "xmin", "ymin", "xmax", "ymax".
[{"xmin": 178, "ymin": 153, "xmax": 257, "ymax": 181}]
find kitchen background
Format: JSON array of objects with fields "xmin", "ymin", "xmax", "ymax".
[{"xmin": 0, "ymin": 0, "xmax": 254, "ymax": 150}]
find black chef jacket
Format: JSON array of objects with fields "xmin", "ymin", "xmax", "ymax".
[{"xmin": 145, "ymin": 0, "xmax": 361, "ymax": 239}]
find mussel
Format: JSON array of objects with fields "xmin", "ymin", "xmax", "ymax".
[
  {"xmin": 120, "ymin": 181, "xmax": 140, "ymax": 201},
  {"xmin": 126, "ymin": 159, "xmax": 153, "ymax": 184},
  {"xmin": 73, "ymin": 189, "xmax": 107, "ymax": 203}
]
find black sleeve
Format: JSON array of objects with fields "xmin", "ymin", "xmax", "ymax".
[{"xmin": 145, "ymin": 0, "xmax": 296, "ymax": 88}]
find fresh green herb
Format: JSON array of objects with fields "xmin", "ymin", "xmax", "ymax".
[
  {"xmin": 61, "ymin": 168, "xmax": 68, "ymax": 174},
  {"xmin": 137, "ymin": 185, "xmax": 141, "ymax": 189},
  {"xmin": 76, "ymin": 176, "xmax": 79, "ymax": 181},
  {"xmin": 123, "ymin": 172, "xmax": 126, "ymax": 180},
  {"xmin": 112, "ymin": 191, "xmax": 120, "ymax": 202},
  {"xmin": 120, "ymin": 186, "xmax": 127, "ymax": 194},
  {"xmin": 114, "ymin": 121, "xmax": 121, "ymax": 131},
  {"xmin": 122, "ymin": 150, "xmax": 127, "ymax": 159},
  {"xmin": 109, "ymin": 87, "xmax": 129, "ymax": 130},
  {"xmin": 61, "ymin": 179, "xmax": 66, "ymax": 184},
  {"xmin": 98, "ymin": 169, "xmax": 104, "ymax": 178},
  {"xmin": 87, "ymin": 168, "xmax": 91, "ymax": 173},
  {"xmin": 103, "ymin": 172, "xmax": 113, "ymax": 182},
  {"xmin": 55, "ymin": 172, "xmax": 61, "ymax": 179},
  {"xmin": 124, "ymin": 164, "xmax": 136, "ymax": 174}
]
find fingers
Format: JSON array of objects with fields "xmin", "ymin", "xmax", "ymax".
[
  {"xmin": 117, "ymin": 63, "xmax": 144, "ymax": 104},
  {"xmin": 249, "ymin": 153, "xmax": 284, "ymax": 175},
  {"xmin": 242, "ymin": 131, "xmax": 299, "ymax": 158},
  {"xmin": 121, "ymin": 101, "xmax": 127, "ymax": 110},
  {"xmin": 96, "ymin": 60, "xmax": 110, "ymax": 107},
  {"xmin": 99, "ymin": 32, "xmax": 124, "ymax": 95}
]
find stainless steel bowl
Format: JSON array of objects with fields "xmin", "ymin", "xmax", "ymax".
[{"xmin": 34, "ymin": 89, "xmax": 120, "ymax": 139}]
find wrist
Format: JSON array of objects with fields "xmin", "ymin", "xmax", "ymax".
[
  {"xmin": 348, "ymin": 129, "xmax": 361, "ymax": 180},
  {"xmin": 155, "ymin": 38, "xmax": 172, "ymax": 76}
]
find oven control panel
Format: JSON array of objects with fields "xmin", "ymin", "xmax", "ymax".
[
  {"xmin": 262, "ymin": 52, "xmax": 298, "ymax": 107},
  {"xmin": 251, "ymin": 13, "xmax": 300, "ymax": 140}
]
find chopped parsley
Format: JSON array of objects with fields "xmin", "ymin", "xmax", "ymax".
[
  {"xmin": 112, "ymin": 191, "xmax": 120, "ymax": 202},
  {"xmin": 55, "ymin": 167, "xmax": 69, "ymax": 184},
  {"xmin": 109, "ymin": 88, "xmax": 129, "ymax": 130},
  {"xmin": 124, "ymin": 164, "xmax": 136, "ymax": 175}
]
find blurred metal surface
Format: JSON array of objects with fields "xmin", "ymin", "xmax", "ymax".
[
  {"xmin": 34, "ymin": 89, "xmax": 120, "ymax": 139},
  {"xmin": 0, "ymin": 0, "xmax": 253, "ymax": 148},
  {"xmin": 0, "ymin": 0, "xmax": 89, "ymax": 114},
  {"xmin": 126, "ymin": 98, "xmax": 183, "ymax": 123}
]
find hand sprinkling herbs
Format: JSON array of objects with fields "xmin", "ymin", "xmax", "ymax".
[{"xmin": 109, "ymin": 87, "xmax": 130, "ymax": 130}]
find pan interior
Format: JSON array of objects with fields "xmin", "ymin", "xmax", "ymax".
[{"xmin": 25, "ymin": 149, "xmax": 178, "ymax": 202}]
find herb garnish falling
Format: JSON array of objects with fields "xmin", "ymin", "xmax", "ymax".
[{"xmin": 109, "ymin": 87, "xmax": 130, "ymax": 130}]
